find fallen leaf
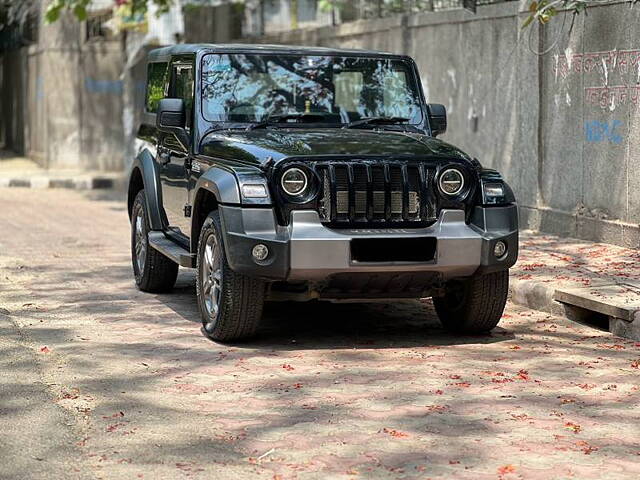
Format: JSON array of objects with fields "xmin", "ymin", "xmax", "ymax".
[
  {"xmin": 565, "ymin": 422, "xmax": 582, "ymax": 434},
  {"xmin": 576, "ymin": 440, "xmax": 598, "ymax": 454},
  {"xmin": 498, "ymin": 464, "xmax": 516, "ymax": 474},
  {"xmin": 382, "ymin": 427, "xmax": 409, "ymax": 438},
  {"xmin": 454, "ymin": 382, "xmax": 471, "ymax": 388}
]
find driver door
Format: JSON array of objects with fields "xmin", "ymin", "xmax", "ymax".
[{"xmin": 158, "ymin": 58, "xmax": 194, "ymax": 240}]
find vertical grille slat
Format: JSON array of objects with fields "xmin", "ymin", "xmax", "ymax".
[
  {"xmin": 407, "ymin": 166, "xmax": 420, "ymax": 217},
  {"xmin": 310, "ymin": 160, "xmax": 436, "ymax": 228},
  {"xmin": 390, "ymin": 166, "xmax": 403, "ymax": 218},
  {"xmin": 334, "ymin": 165, "xmax": 349, "ymax": 219},
  {"xmin": 353, "ymin": 164, "xmax": 368, "ymax": 218},
  {"xmin": 371, "ymin": 166, "xmax": 386, "ymax": 218}
]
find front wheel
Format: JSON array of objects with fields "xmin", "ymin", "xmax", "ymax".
[
  {"xmin": 196, "ymin": 211, "xmax": 266, "ymax": 342},
  {"xmin": 433, "ymin": 270, "xmax": 509, "ymax": 334}
]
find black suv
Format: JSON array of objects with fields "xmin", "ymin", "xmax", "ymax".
[{"xmin": 127, "ymin": 44, "xmax": 518, "ymax": 341}]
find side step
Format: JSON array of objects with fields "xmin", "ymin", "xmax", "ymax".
[{"xmin": 148, "ymin": 232, "xmax": 195, "ymax": 268}]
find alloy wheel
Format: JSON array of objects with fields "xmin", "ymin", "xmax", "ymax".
[
  {"xmin": 134, "ymin": 210, "xmax": 147, "ymax": 273},
  {"xmin": 202, "ymin": 233, "xmax": 223, "ymax": 322}
]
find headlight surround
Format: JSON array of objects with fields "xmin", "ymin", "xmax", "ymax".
[
  {"xmin": 280, "ymin": 167, "xmax": 309, "ymax": 197},
  {"xmin": 438, "ymin": 168, "xmax": 465, "ymax": 196}
]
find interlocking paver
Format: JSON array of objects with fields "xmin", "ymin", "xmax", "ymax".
[{"xmin": 1, "ymin": 188, "xmax": 639, "ymax": 480}]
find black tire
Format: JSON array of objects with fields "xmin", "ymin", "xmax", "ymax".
[
  {"xmin": 196, "ymin": 210, "xmax": 266, "ymax": 342},
  {"xmin": 433, "ymin": 270, "xmax": 509, "ymax": 334},
  {"xmin": 131, "ymin": 190, "xmax": 179, "ymax": 293}
]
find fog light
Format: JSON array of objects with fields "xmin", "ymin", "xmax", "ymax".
[
  {"xmin": 494, "ymin": 241, "xmax": 507, "ymax": 259},
  {"xmin": 252, "ymin": 244, "xmax": 269, "ymax": 262}
]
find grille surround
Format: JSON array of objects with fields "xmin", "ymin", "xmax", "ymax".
[{"xmin": 311, "ymin": 160, "xmax": 437, "ymax": 228}]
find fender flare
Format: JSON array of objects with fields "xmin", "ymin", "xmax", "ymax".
[
  {"xmin": 193, "ymin": 166, "xmax": 242, "ymax": 205},
  {"xmin": 129, "ymin": 148, "xmax": 165, "ymax": 230},
  {"xmin": 190, "ymin": 166, "xmax": 242, "ymax": 253}
]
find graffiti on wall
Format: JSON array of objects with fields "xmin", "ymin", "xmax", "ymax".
[
  {"xmin": 584, "ymin": 120, "xmax": 623, "ymax": 144},
  {"xmin": 554, "ymin": 49, "xmax": 640, "ymax": 78},
  {"xmin": 84, "ymin": 78, "xmax": 123, "ymax": 95},
  {"xmin": 585, "ymin": 85, "xmax": 640, "ymax": 109},
  {"xmin": 553, "ymin": 49, "xmax": 640, "ymax": 111}
]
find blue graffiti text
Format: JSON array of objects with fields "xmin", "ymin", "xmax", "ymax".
[{"xmin": 584, "ymin": 120, "xmax": 623, "ymax": 144}]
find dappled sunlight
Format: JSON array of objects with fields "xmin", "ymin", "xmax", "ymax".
[{"xmin": 1, "ymin": 189, "xmax": 640, "ymax": 479}]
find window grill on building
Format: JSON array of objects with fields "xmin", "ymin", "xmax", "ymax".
[
  {"xmin": 86, "ymin": 11, "xmax": 112, "ymax": 41},
  {"xmin": 0, "ymin": 1, "xmax": 38, "ymax": 51}
]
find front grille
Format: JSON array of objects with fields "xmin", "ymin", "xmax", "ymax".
[{"xmin": 313, "ymin": 161, "xmax": 436, "ymax": 227}]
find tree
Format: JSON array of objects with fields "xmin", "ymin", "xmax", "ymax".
[{"xmin": 45, "ymin": 0, "xmax": 175, "ymax": 23}]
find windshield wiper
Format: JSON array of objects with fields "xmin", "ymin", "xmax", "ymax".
[
  {"xmin": 247, "ymin": 113, "xmax": 333, "ymax": 130},
  {"xmin": 343, "ymin": 116, "xmax": 410, "ymax": 129}
]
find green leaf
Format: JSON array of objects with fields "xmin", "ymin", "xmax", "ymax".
[
  {"xmin": 73, "ymin": 4, "xmax": 87, "ymax": 21},
  {"xmin": 44, "ymin": 4, "xmax": 62, "ymax": 24}
]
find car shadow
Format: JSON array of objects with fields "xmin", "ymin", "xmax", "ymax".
[{"xmin": 161, "ymin": 271, "xmax": 515, "ymax": 351}]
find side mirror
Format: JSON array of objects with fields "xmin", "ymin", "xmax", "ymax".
[
  {"xmin": 428, "ymin": 103, "xmax": 447, "ymax": 137},
  {"xmin": 156, "ymin": 98, "xmax": 190, "ymax": 150}
]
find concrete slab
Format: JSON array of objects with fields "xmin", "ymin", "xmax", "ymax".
[{"xmin": 554, "ymin": 283, "xmax": 640, "ymax": 322}]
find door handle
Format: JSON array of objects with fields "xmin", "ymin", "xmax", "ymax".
[{"xmin": 159, "ymin": 152, "xmax": 171, "ymax": 165}]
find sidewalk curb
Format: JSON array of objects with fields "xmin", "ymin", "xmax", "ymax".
[
  {"xmin": 509, "ymin": 277, "xmax": 640, "ymax": 341},
  {"xmin": 509, "ymin": 278, "xmax": 564, "ymax": 318},
  {"xmin": 0, "ymin": 175, "xmax": 126, "ymax": 190}
]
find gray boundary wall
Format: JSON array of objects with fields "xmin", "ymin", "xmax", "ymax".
[
  {"xmin": 239, "ymin": 0, "xmax": 640, "ymax": 248},
  {"xmin": 0, "ymin": 2, "xmax": 124, "ymax": 172}
]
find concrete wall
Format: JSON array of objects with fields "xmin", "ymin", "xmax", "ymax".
[
  {"xmin": 239, "ymin": 0, "xmax": 640, "ymax": 248},
  {"xmin": 0, "ymin": 2, "xmax": 125, "ymax": 171}
]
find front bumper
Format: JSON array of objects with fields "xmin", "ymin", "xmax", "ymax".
[{"xmin": 219, "ymin": 204, "xmax": 518, "ymax": 282}]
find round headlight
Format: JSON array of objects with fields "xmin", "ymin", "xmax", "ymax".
[
  {"xmin": 439, "ymin": 168, "xmax": 465, "ymax": 196},
  {"xmin": 281, "ymin": 168, "xmax": 308, "ymax": 196}
]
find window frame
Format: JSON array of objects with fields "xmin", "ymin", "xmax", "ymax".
[
  {"xmin": 168, "ymin": 56, "xmax": 196, "ymax": 131},
  {"xmin": 198, "ymin": 52, "xmax": 425, "ymax": 126}
]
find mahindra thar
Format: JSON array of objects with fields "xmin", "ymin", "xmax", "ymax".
[{"xmin": 127, "ymin": 44, "xmax": 518, "ymax": 341}]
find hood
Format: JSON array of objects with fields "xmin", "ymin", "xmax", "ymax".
[{"xmin": 199, "ymin": 128, "xmax": 473, "ymax": 166}]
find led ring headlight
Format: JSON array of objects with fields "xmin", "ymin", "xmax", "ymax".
[
  {"xmin": 281, "ymin": 167, "xmax": 308, "ymax": 196},
  {"xmin": 439, "ymin": 168, "xmax": 465, "ymax": 196}
]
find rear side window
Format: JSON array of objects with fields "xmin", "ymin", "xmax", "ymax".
[{"xmin": 146, "ymin": 62, "xmax": 168, "ymax": 113}]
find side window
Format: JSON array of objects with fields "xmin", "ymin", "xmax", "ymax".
[
  {"xmin": 146, "ymin": 62, "xmax": 168, "ymax": 113},
  {"xmin": 172, "ymin": 64, "xmax": 194, "ymax": 129}
]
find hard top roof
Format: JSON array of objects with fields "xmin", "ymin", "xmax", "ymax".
[{"xmin": 147, "ymin": 43, "xmax": 407, "ymax": 62}]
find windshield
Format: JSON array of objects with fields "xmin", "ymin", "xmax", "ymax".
[{"xmin": 200, "ymin": 53, "xmax": 424, "ymax": 126}]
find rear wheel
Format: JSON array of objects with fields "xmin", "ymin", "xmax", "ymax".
[
  {"xmin": 433, "ymin": 270, "xmax": 509, "ymax": 334},
  {"xmin": 197, "ymin": 210, "xmax": 266, "ymax": 342},
  {"xmin": 131, "ymin": 190, "xmax": 179, "ymax": 292}
]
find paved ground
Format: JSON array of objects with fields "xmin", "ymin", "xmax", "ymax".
[{"xmin": 1, "ymin": 188, "xmax": 639, "ymax": 480}]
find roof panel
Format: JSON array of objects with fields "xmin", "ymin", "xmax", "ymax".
[{"xmin": 147, "ymin": 43, "xmax": 405, "ymax": 62}]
